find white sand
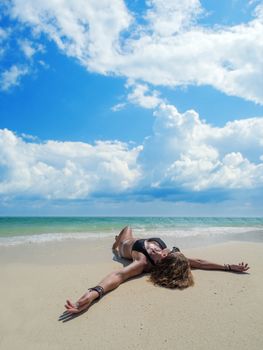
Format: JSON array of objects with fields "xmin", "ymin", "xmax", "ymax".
[{"xmin": 0, "ymin": 239, "xmax": 262, "ymax": 350}]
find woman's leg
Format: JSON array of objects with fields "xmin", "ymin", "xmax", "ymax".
[{"xmin": 112, "ymin": 226, "xmax": 133, "ymax": 253}]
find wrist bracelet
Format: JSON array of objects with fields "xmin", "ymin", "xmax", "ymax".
[
  {"xmin": 88, "ymin": 285, "xmax": 105, "ymax": 299},
  {"xmin": 224, "ymin": 264, "xmax": 231, "ymax": 271}
]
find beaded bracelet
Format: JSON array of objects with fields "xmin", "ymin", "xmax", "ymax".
[
  {"xmin": 224, "ymin": 264, "xmax": 232, "ymax": 271},
  {"xmin": 88, "ymin": 285, "xmax": 105, "ymax": 299},
  {"xmin": 74, "ymin": 286, "xmax": 105, "ymax": 309}
]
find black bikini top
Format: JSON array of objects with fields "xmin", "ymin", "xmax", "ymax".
[{"xmin": 131, "ymin": 237, "xmax": 167, "ymax": 266}]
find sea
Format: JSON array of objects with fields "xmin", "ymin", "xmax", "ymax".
[{"xmin": 0, "ymin": 217, "xmax": 263, "ymax": 248}]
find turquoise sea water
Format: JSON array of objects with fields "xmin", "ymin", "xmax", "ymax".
[{"xmin": 0, "ymin": 217, "xmax": 263, "ymax": 247}]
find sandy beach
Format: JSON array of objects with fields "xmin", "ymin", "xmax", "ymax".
[{"xmin": 0, "ymin": 238, "xmax": 262, "ymax": 350}]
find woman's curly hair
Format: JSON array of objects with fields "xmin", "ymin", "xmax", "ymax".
[{"xmin": 149, "ymin": 253, "xmax": 194, "ymax": 289}]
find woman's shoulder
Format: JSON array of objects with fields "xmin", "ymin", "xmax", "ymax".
[{"xmin": 132, "ymin": 250, "xmax": 152, "ymax": 271}]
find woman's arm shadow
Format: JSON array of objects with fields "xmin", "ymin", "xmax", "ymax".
[{"xmin": 112, "ymin": 253, "xmax": 131, "ymax": 267}]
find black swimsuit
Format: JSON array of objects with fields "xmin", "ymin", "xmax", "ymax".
[{"xmin": 131, "ymin": 238, "xmax": 167, "ymax": 266}]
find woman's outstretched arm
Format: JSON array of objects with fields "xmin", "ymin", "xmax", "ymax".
[
  {"xmin": 188, "ymin": 258, "xmax": 250, "ymax": 273},
  {"xmin": 65, "ymin": 260, "xmax": 146, "ymax": 314}
]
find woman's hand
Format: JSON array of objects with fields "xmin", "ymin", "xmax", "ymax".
[
  {"xmin": 227, "ymin": 262, "xmax": 250, "ymax": 273},
  {"xmin": 65, "ymin": 290, "xmax": 98, "ymax": 314}
]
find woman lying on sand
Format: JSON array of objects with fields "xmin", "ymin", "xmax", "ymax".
[{"xmin": 65, "ymin": 226, "xmax": 249, "ymax": 314}]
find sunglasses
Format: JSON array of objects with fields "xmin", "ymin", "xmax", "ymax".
[{"xmin": 171, "ymin": 246, "xmax": 180, "ymax": 253}]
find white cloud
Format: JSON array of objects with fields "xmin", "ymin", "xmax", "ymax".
[
  {"xmin": 1, "ymin": 104, "xmax": 263, "ymax": 200},
  {"xmin": 145, "ymin": 0, "xmax": 203, "ymax": 35},
  {"xmin": 19, "ymin": 40, "xmax": 36, "ymax": 58},
  {"xmin": 0, "ymin": 27, "xmax": 10, "ymax": 57},
  {"xmin": 120, "ymin": 21, "xmax": 263, "ymax": 104},
  {"xmin": 1, "ymin": 2, "xmax": 263, "ymax": 201},
  {"xmin": 254, "ymin": 2, "xmax": 263, "ymax": 19},
  {"xmin": 0, "ymin": 129, "xmax": 142, "ymax": 199},
  {"xmin": 38, "ymin": 60, "xmax": 49, "ymax": 69},
  {"xmin": 127, "ymin": 81, "xmax": 163, "ymax": 109},
  {"xmin": 112, "ymin": 82, "xmax": 163, "ymax": 110},
  {"xmin": 18, "ymin": 39, "xmax": 45, "ymax": 59},
  {"xmin": 21, "ymin": 133, "xmax": 38, "ymax": 141},
  {"xmin": 0, "ymin": 65, "xmax": 29, "ymax": 91},
  {"xmin": 7, "ymin": 0, "xmax": 263, "ymax": 103},
  {"xmin": 0, "ymin": 27, "xmax": 9, "ymax": 40},
  {"xmin": 9, "ymin": 0, "xmax": 132, "ymax": 72},
  {"xmin": 140, "ymin": 103, "xmax": 263, "ymax": 190},
  {"xmin": 111, "ymin": 102, "xmax": 126, "ymax": 112}
]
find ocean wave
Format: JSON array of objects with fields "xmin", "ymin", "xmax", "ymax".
[
  {"xmin": 0, "ymin": 231, "xmax": 114, "ymax": 246},
  {"xmin": 142, "ymin": 226, "xmax": 263, "ymax": 237},
  {"xmin": 0, "ymin": 226, "xmax": 262, "ymax": 246}
]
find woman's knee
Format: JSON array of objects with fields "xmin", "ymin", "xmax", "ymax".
[{"xmin": 120, "ymin": 225, "xmax": 131, "ymax": 233}]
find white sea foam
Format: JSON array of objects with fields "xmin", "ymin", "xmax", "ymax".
[
  {"xmin": 0, "ymin": 226, "xmax": 262, "ymax": 246},
  {"xmin": 0, "ymin": 231, "xmax": 114, "ymax": 246},
  {"xmin": 142, "ymin": 226, "xmax": 263, "ymax": 237}
]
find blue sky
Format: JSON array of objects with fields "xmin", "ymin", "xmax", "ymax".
[{"xmin": 0, "ymin": 0, "xmax": 263, "ymax": 216}]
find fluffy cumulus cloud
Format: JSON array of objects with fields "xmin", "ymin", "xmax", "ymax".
[
  {"xmin": 5, "ymin": 0, "xmax": 263, "ymax": 103},
  {"xmin": 140, "ymin": 103, "xmax": 263, "ymax": 191},
  {"xmin": 126, "ymin": 81, "xmax": 163, "ymax": 109},
  {"xmin": 1, "ymin": 1, "xmax": 263, "ymax": 203},
  {"xmin": 0, "ymin": 129, "xmax": 142, "ymax": 199},
  {"xmin": 1, "ymin": 104, "xmax": 263, "ymax": 200}
]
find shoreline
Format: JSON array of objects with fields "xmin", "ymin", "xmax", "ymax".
[
  {"xmin": 1, "ymin": 239, "xmax": 262, "ymax": 349},
  {"xmin": 0, "ymin": 227, "xmax": 263, "ymax": 249},
  {"xmin": 0, "ymin": 236, "xmax": 262, "ymax": 266}
]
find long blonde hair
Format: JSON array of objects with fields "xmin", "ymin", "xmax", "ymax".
[{"xmin": 149, "ymin": 253, "xmax": 194, "ymax": 289}]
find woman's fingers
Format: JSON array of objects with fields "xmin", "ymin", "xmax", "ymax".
[
  {"xmin": 64, "ymin": 297, "xmax": 92, "ymax": 314},
  {"xmin": 66, "ymin": 299, "xmax": 76, "ymax": 308},
  {"xmin": 64, "ymin": 306, "xmax": 80, "ymax": 314},
  {"xmin": 239, "ymin": 262, "xmax": 249, "ymax": 271},
  {"xmin": 65, "ymin": 302, "xmax": 90, "ymax": 314},
  {"xmin": 231, "ymin": 263, "xmax": 250, "ymax": 272}
]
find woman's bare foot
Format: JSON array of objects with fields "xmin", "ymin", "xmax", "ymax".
[
  {"xmin": 112, "ymin": 227, "xmax": 133, "ymax": 258},
  {"xmin": 112, "ymin": 235, "xmax": 121, "ymax": 257},
  {"xmin": 112, "ymin": 235, "xmax": 119, "ymax": 250}
]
